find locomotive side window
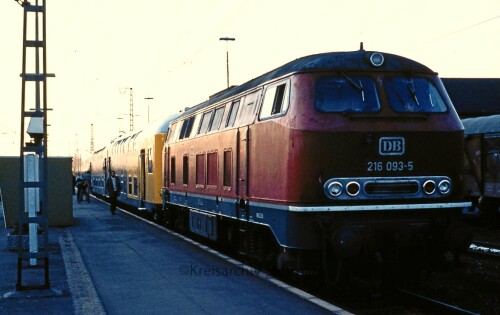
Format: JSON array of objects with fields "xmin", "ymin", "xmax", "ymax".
[
  {"xmin": 182, "ymin": 155, "xmax": 189, "ymax": 185},
  {"xmin": 315, "ymin": 76, "xmax": 380, "ymax": 112},
  {"xmin": 260, "ymin": 82, "xmax": 290, "ymax": 119},
  {"xmin": 226, "ymin": 100, "xmax": 240, "ymax": 128},
  {"xmin": 198, "ymin": 111, "xmax": 213, "ymax": 135},
  {"xmin": 179, "ymin": 116, "xmax": 195, "ymax": 139},
  {"xmin": 196, "ymin": 154, "xmax": 205, "ymax": 187},
  {"xmin": 209, "ymin": 106, "xmax": 225, "ymax": 132},
  {"xmin": 163, "ymin": 148, "xmax": 168, "ymax": 186},
  {"xmin": 170, "ymin": 156, "xmax": 176, "ymax": 185},
  {"xmin": 385, "ymin": 77, "xmax": 447, "ymax": 113},
  {"xmin": 223, "ymin": 149, "xmax": 232, "ymax": 188},
  {"xmin": 167, "ymin": 123, "xmax": 177, "ymax": 142},
  {"xmin": 236, "ymin": 92, "xmax": 260, "ymax": 126},
  {"xmin": 207, "ymin": 152, "xmax": 218, "ymax": 187}
]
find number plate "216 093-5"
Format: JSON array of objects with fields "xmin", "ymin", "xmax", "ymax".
[{"xmin": 367, "ymin": 161, "xmax": 414, "ymax": 172}]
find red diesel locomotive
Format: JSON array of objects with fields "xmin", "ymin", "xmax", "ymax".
[{"xmin": 168, "ymin": 49, "xmax": 472, "ymax": 285}]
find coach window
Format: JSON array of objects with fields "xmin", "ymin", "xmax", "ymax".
[
  {"xmin": 225, "ymin": 100, "xmax": 240, "ymax": 128},
  {"xmin": 148, "ymin": 148, "xmax": 153, "ymax": 173},
  {"xmin": 209, "ymin": 106, "xmax": 225, "ymax": 132},
  {"xmin": 182, "ymin": 155, "xmax": 189, "ymax": 186},
  {"xmin": 315, "ymin": 76, "xmax": 380, "ymax": 113},
  {"xmin": 196, "ymin": 154, "xmax": 205, "ymax": 188},
  {"xmin": 198, "ymin": 111, "xmax": 213, "ymax": 135},
  {"xmin": 260, "ymin": 82, "xmax": 290, "ymax": 120},
  {"xmin": 128, "ymin": 176, "xmax": 133, "ymax": 195},
  {"xmin": 133, "ymin": 176, "xmax": 138, "ymax": 196}
]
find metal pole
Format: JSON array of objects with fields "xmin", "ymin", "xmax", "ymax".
[
  {"xmin": 225, "ymin": 50, "xmax": 229, "ymax": 88},
  {"xmin": 219, "ymin": 37, "xmax": 235, "ymax": 88},
  {"xmin": 144, "ymin": 97, "xmax": 153, "ymax": 124}
]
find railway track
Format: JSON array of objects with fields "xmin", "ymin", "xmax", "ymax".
[
  {"xmin": 468, "ymin": 241, "xmax": 500, "ymax": 259},
  {"xmin": 109, "ymin": 198, "xmax": 486, "ymax": 315},
  {"xmin": 395, "ymin": 289, "xmax": 480, "ymax": 315}
]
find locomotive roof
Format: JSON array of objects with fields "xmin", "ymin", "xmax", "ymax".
[
  {"xmin": 462, "ymin": 114, "xmax": 500, "ymax": 136},
  {"xmin": 180, "ymin": 50, "xmax": 434, "ymax": 118}
]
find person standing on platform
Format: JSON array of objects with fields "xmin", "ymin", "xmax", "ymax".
[
  {"xmin": 82, "ymin": 179, "xmax": 91, "ymax": 203},
  {"xmin": 105, "ymin": 171, "xmax": 122, "ymax": 215}
]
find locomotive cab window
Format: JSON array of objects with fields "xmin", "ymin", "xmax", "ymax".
[
  {"xmin": 315, "ymin": 76, "xmax": 380, "ymax": 113},
  {"xmin": 385, "ymin": 77, "xmax": 447, "ymax": 113},
  {"xmin": 260, "ymin": 81, "xmax": 290, "ymax": 119}
]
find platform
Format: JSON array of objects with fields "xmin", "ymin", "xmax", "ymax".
[{"xmin": 0, "ymin": 196, "xmax": 346, "ymax": 314}]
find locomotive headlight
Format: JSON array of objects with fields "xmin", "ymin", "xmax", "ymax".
[
  {"xmin": 326, "ymin": 181, "xmax": 343, "ymax": 197},
  {"xmin": 438, "ymin": 179, "xmax": 451, "ymax": 194},
  {"xmin": 369, "ymin": 52, "xmax": 385, "ymax": 67},
  {"xmin": 423, "ymin": 180, "xmax": 436, "ymax": 195},
  {"xmin": 346, "ymin": 181, "xmax": 360, "ymax": 196}
]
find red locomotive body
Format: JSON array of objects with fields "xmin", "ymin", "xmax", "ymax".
[{"xmin": 162, "ymin": 50, "xmax": 471, "ymax": 286}]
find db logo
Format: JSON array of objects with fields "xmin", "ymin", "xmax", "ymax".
[{"xmin": 379, "ymin": 137, "xmax": 405, "ymax": 156}]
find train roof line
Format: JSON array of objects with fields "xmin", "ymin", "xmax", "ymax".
[
  {"xmin": 179, "ymin": 50, "xmax": 433, "ymax": 118},
  {"xmin": 462, "ymin": 114, "xmax": 500, "ymax": 135}
]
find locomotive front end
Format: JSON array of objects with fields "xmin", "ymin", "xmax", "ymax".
[{"xmin": 285, "ymin": 51, "xmax": 472, "ymax": 285}]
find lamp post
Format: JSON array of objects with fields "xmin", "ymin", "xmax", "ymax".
[
  {"xmin": 219, "ymin": 37, "xmax": 235, "ymax": 88},
  {"xmin": 144, "ymin": 97, "xmax": 153, "ymax": 123}
]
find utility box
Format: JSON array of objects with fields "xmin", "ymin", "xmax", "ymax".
[{"xmin": 0, "ymin": 156, "xmax": 73, "ymax": 228}]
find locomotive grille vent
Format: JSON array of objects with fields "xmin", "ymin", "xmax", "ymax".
[{"xmin": 364, "ymin": 181, "xmax": 419, "ymax": 195}]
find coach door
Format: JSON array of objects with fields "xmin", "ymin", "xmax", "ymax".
[
  {"xmin": 140, "ymin": 149, "xmax": 146, "ymax": 206},
  {"xmin": 104, "ymin": 157, "xmax": 111, "ymax": 197}
]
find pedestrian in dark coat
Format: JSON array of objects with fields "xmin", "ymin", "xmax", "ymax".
[{"xmin": 105, "ymin": 171, "xmax": 122, "ymax": 215}]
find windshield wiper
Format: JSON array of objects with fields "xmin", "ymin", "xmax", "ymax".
[
  {"xmin": 342, "ymin": 72, "xmax": 365, "ymax": 101},
  {"xmin": 407, "ymin": 80, "xmax": 420, "ymax": 106}
]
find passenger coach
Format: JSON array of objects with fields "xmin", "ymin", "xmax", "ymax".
[
  {"xmin": 160, "ymin": 49, "xmax": 472, "ymax": 286},
  {"xmin": 88, "ymin": 116, "xmax": 178, "ymax": 217}
]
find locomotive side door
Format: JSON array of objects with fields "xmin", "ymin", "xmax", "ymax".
[
  {"xmin": 237, "ymin": 126, "xmax": 249, "ymax": 198},
  {"xmin": 236, "ymin": 125, "xmax": 250, "ymax": 255}
]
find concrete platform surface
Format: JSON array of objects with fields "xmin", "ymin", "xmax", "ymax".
[{"xmin": 0, "ymin": 197, "xmax": 342, "ymax": 314}]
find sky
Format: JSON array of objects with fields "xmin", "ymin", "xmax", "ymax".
[{"xmin": 0, "ymin": 0, "xmax": 499, "ymax": 159}]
